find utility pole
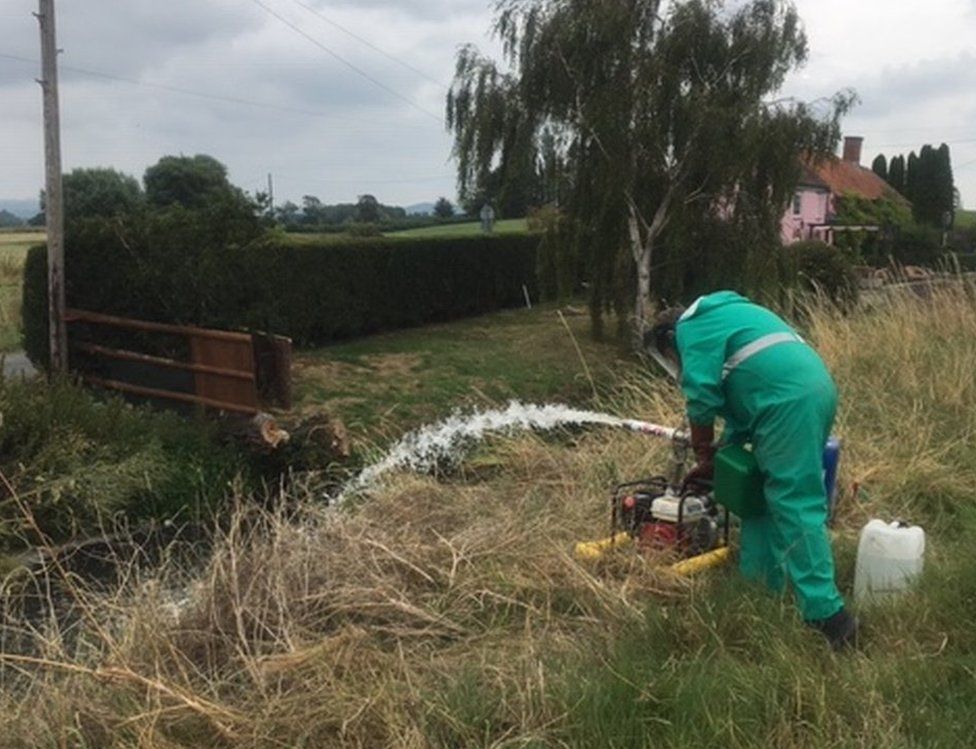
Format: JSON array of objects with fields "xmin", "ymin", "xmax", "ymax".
[
  {"xmin": 36, "ymin": 0, "xmax": 67, "ymax": 373},
  {"xmin": 267, "ymin": 173, "xmax": 275, "ymax": 217}
]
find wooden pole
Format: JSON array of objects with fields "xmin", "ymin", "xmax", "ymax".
[{"xmin": 36, "ymin": 0, "xmax": 68, "ymax": 373}]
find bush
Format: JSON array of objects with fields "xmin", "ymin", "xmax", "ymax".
[
  {"xmin": 890, "ymin": 223, "xmax": 943, "ymax": 266},
  {"xmin": 0, "ymin": 376, "xmax": 245, "ymax": 551},
  {"xmin": 343, "ymin": 222, "xmax": 382, "ymax": 237},
  {"xmin": 787, "ymin": 240, "xmax": 859, "ymax": 306},
  {"xmin": 62, "ymin": 167, "xmax": 144, "ymax": 222},
  {"xmin": 20, "ymin": 243, "xmax": 49, "ymax": 366},
  {"xmin": 23, "ymin": 217, "xmax": 540, "ymax": 366}
]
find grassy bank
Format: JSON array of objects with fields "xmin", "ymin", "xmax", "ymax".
[{"xmin": 2, "ymin": 285, "xmax": 976, "ymax": 747}]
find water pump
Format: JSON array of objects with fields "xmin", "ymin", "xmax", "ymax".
[
  {"xmin": 610, "ymin": 478, "xmax": 727, "ymax": 558},
  {"xmin": 574, "ymin": 425, "xmax": 731, "ymax": 568}
]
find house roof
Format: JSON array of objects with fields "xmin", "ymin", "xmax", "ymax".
[
  {"xmin": 797, "ymin": 163, "xmax": 830, "ymax": 190},
  {"xmin": 809, "ymin": 156, "xmax": 909, "ymax": 203}
]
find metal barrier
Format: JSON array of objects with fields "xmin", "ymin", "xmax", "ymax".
[{"xmin": 65, "ymin": 308, "xmax": 291, "ymax": 414}]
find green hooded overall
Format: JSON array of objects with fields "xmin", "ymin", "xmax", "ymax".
[{"xmin": 675, "ymin": 291, "xmax": 843, "ymax": 621}]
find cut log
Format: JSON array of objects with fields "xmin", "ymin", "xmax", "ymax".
[
  {"xmin": 218, "ymin": 411, "xmax": 351, "ymax": 481},
  {"xmin": 282, "ymin": 413, "xmax": 351, "ymax": 465},
  {"xmin": 220, "ymin": 412, "xmax": 291, "ymax": 453}
]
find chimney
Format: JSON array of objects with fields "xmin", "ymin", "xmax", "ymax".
[{"xmin": 843, "ymin": 136, "xmax": 864, "ymax": 165}]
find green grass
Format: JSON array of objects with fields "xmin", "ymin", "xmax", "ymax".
[
  {"xmin": 955, "ymin": 208, "xmax": 976, "ymax": 228},
  {"xmin": 0, "ymin": 229, "xmax": 45, "ymax": 256},
  {"xmin": 294, "ymin": 302, "xmax": 630, "ymax": 440},
  {"xmin": 280, "ymin": 231, "xmax": 367, "ymax": 246},
  {"xmin": 278, "ymin": 219, "xmax": 531, "ymax": 245},
  {"xmin": 0, "ymin": 231, "xmax": 41, "ymax": 352},
  {"xmin": 384, "ymin": 218, "xmax": 530, "ymax": 238}
]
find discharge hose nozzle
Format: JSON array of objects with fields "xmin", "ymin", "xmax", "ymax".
[{"xmin": 619, "ymin": 419, "xmax": 688, "ymax": 445}]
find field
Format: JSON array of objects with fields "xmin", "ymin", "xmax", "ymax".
[
  {"xmin": 278, "ymin": 219, "xmax": 530, "ymax": 246},
  {"xmin": 280, "ymin": 231, "xmax": 369, "ymax": 245},
  {"xmin": 3, "ymin": 285, "xmax": 976, "ymax": 747},
  {"xmin": 956, "ymin": 208, "xmax": 976, "ymax": 228},
  {"xmin": 0, "ymin": 230, "xmax": 42, "ymax": 352},
  {"xmin": 384, "ymin": 218, "xmax": 529, "ymax": 238}
]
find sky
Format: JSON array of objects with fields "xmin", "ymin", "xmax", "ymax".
[{"xmin": 0, "ymin": 0, "xmax": 974, "ymax": 214}]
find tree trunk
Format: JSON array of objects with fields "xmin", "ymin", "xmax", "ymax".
[
  {"xmin": 636, "ymin": 243, "xmax": 652, "ymax": 331},
  {"xmin": 627, "ymin": 210, "xmax": 653, "ymax": 341}
]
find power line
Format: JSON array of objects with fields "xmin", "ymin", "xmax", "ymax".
[
  {"xmin": 245, "ymin": 0, "xmax": 442, "ymax": 122},
  {"xmin": 249, "ymin": 172, "xmax": 453, "ymax": 193},
  {"xmin": 2, "ymin": 49, "xmax": 456, "ymax": 193},
  {"xmin": 287, "ymin": 0, "xmax": 448, "ymax": 90},
  {"xmin": 857, "ymin": 125, "xmax": 975, "ymax": 136},
  {"xmin": 0, "ymin": 51, "xmax": 429, "ymax": 130},
  {"xmin": 871, "ymin": 137, "xmax": 976, "ymax": 149},
  {"xmin": 286, "ymin": 173, "xmax": 454, "ymax": 185}
]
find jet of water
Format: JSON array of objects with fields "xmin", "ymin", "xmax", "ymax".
[{"xmin": 333, "ymin": 401, "xmax": 683, "ymax": 504}]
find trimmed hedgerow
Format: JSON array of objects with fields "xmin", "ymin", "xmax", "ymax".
[{"xmin": 23, "ymin": 215, "xmax": 540, "ymax": 366}]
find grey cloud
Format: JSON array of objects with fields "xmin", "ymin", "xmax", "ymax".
[
  {"xmin": 853, "ymin": 52, "xmax": 976, "ymax": 118},
  {"xmin": 784, "ymin": 50, "xmax": 976, "ymax": 124},
  {"xmin": 2, "ymin": 0, "xmax": 266, "ymax": 80},
  {"xmin": 0, "ymin": 57, "xmax": 40, "ymax": 88},
  {"xmin": 4, "ymin": 0, "xmax": 972, "ymax": 207},
  {"xmin": 313, "ymin": 0, "xmax": 490, "ymax": 21}
]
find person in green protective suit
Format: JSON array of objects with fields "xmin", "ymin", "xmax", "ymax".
[{"xmin": 646, "ymin": 291, "xmax": 858, "ymax": 650}]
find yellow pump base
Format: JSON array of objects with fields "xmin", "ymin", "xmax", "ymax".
[
  {"xmin": 574, "ymin": 534, "xmax": 731, "ymax": 577},
  {"xmin": 668, "ymin": 545, "xmax": 731, "ymax": 576},
  {"xmin": 574, "ymin": 532, "xmax": 633, "ymax": 561}
]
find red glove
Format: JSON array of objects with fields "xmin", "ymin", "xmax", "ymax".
[{"xmin": 682, "ymin": 422, "xmax": 715, "ymax": 490}]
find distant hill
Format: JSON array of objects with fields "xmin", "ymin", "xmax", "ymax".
[
  {"xmin": 0, "ymin": 210, "xmax": 24, "ymax": 228},
  {"xmin": 405, "ymin": 202, "xmax": 435, "ymax": 216},
  {"xmin": 0, "ymin": 198, "xmax": 39, "ymax": 220}
]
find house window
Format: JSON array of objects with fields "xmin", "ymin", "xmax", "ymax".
[{"xmin": 792, "ymin": 193, "xmax": 802, "ymax": 216}]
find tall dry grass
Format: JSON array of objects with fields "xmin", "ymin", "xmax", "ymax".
[{"xmin": 3, "ymin": 282, "xmax": 976, "ymax": 748}]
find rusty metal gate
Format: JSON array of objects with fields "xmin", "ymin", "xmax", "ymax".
[{"xmin": 66, "ymin": 308, "xmax": 291, "ymax": 414}]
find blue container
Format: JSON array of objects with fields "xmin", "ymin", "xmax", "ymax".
[{"xmin": 823, "ymin": 437, "xmax": 841, "ymax": 522}]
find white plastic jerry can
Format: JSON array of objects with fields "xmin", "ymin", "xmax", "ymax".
[{"xmin": 853, "ymin": 519, "xmax": 926, "ymax": 602}]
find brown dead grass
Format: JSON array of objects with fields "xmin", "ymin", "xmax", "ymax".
[
  {"xmin": 294, "ymin": 352, "xmax": 424, "ymax": 386},
  {"xmin": 0, "ymin": 392, "xmax": 692, "ymax": 746}
]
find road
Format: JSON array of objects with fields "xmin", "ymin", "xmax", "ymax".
[{"xmin": 2, "ymin": 351, "xmax": 37, "ymax": 379}]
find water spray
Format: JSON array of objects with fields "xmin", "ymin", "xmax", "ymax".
[{"xmin": 332, "ymin": 401, "xmax": 685, "ymax": 505}]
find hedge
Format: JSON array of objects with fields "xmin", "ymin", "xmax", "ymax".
[
  {"xmin": 23, "ymin": 223, "xmax": 540, "ymax": 367},
  {"xmin": 784, "ymin": 240, "xmax": 859, "ymax": 307}
]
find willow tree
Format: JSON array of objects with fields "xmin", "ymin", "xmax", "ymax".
[{"xmin": 447, "ymin": 0, "xmax": 854, "ymax": 337}]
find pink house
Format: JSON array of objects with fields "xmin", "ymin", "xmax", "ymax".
[
  {"xmin": 781, "ymin": 136, "xmax": 908, "ymax": 245},
  {"xmin": 780, "ymin": 164, "xmax": 831, "ymax": 244}
]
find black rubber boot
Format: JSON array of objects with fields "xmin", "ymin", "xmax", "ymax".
[{"xmin": 809, "ymin": 608, "xmax": 859, "ymax": 651}]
